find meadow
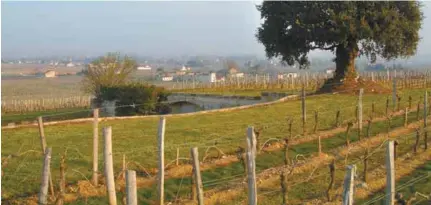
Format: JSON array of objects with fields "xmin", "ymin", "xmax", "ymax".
[{"xmin": 2, "ymin": 87, "xmax": 430, "ymax": 204}]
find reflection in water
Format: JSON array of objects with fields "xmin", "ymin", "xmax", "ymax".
[
  {"xmin": 167, "ymin": 94, "xmax": 284, "ymax": 114},
  {"xmin": 170, "ymin": 102, "xmax": 203, "ymax": 114}
]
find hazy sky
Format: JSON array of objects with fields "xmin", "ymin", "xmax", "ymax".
[{"xmin": 2, "ymin": 1, "xmax": 431, "ymax": 59}]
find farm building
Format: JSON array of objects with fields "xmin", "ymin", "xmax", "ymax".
[
  {"xmin": 44, "ymin": 70, "xmax": 56, "ymax": 78},
  {"xmin": 137, "ymin": 65, "xmax": 152, "ymax": 70},
  {"xmin": 196, "ymin": 72, "xmax": 217, "ymax": 83},
  {"xmin": 162, "ymin": 76, "xmax": 173, "ymax": 82}
]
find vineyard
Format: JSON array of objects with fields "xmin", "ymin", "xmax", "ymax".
[{"xmin": 1, "ymin": 83, "xmax": 431, "ymax": 204}]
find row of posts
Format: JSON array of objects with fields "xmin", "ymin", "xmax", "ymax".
[{"xmin": 36, "ymin": 87, "xmax": 429, "ymax": 205}]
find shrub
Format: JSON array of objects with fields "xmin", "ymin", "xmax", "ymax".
[{"xmin": 98, "ymin": 83, "xmax": 170, "ymax": 116}]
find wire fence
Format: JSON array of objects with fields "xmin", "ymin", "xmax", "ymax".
[{"xmin": 1, "ymin": 86, "xmax": 430, "ymax": 204}]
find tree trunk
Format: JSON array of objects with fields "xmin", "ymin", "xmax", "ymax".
[{"xmin": 334, "ymin": 41, "xmax": 358, "ymax": 82}]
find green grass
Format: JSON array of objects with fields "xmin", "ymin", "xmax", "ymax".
[
  {"xmin": 1, "ymin": 107, "xmax": 91, "ymax": 126},
  {"xmin": 172, "ymin": 87, "xmax": 316, "ymax": 97},
  {"xmin": 357, "ymin": 161, "xmax": 431, "ymax": 205},
  {"xmin": 66, "ymin": 103, "xmax": 429, "ymax": 205},
  {"xmin": 1, "ymin": 88, "xmax": 427, "ymax": 202}
]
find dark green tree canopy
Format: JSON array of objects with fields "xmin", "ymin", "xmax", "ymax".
[{"xmin": 257, "ymin": 1, "xmax": 423, "ymax": 80}]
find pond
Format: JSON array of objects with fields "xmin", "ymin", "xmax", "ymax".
[{"xmin": 166, "ymin": 93, "xmax": 287, "ymax": 114}]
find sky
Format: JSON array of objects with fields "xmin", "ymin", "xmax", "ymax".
[{"xmin": 2, "ymin": 1, "xmax": 431, "ymax": 59}]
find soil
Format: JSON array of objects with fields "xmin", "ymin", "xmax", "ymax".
[{"xmin": 317, "ymin": 77, "xmax": 392, "ymax": 95}]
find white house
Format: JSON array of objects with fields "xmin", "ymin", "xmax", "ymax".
[
  {"xmin": 196, "ymin": 72, "xmax": 217, "ymax": 83},
  {"xmin": 66, "ymin": 62, "xmax": 75, "ymax": 67},
  {"xmin": 181, "ymin": 66, "xmax": 191, "ymax": 71},
  {"xmin": 162, "ymin": 76, "xmax": 173, "ymax": 82},
  {"xmin": 137, "ymin": 65, "xmax": 152, "ymax": 71}
]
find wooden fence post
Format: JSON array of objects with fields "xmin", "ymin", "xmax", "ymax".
[
  {"xmin": 414, "ymin": 129, "xmax": 420, "ymax": 154},
  {"xmin": 386, "ymin": 141, "xmax": 395, "ymax": 205},
  {"xmin": 37, "ymin": 116, "xmax": 54, "ymax": 198},
  {"xmin": 157, "ymin": 117, "xmax": 166, "ymax": 205},
  {"xmin": 122, "ymin": 154, "xmax": 126, "ymax": 180},
  {"xmin": 103, "ymin": 127, "xmax": 117, "ymax": 205},
  {"xmin": 424, "ymin": 91, "xmax": 428, "ymax": 150},
  {"xmin": 280, "ymin": 172, "xmax": 288, "ymax": 205},
  {"xmin": 301, "ymin": 87, "xmax": 306, "ymax": 136},
  {"xmin": 363, "ymin": 148, "xmax": 369, "ymax": 183},
  {"xmin": 392, "ymin": 79, "xmax": 397, "ymax": 111},
  {"xmin": 318, "ymin": 135, "xmax": 322, "ymax": 155},
  {"xmin": 92, "ymin": 108, "xmax": 99, "ymax": 186},
  {"xmin": 126, "ymin": 170, "xmax": 137, "ymax": 205},
  {"xmin": 314, "ymin": 110, "xmax": 319, "ymax": 134},
  {"xmin": 326, "ymin": 160, "xmax": 335, "ymax": 202},
  {"xmin": 417, "ymin": 100, "xmax": 421, "ymax": 121},
  {"xmin": 191, "ymin": 147, "xmax": 204, "ymax": 205},
  {"xmin": 247, "ymin": 126, "xmax": 257, "ymax": 156},
  {"xmin": 39, "ymin": 147, "xmax": 52, "ymax": 205},
  {"xmin": 335, "ymin": 109, "xmax": 341, "ymax": 128},
  {"xmin": 404, "ymin": 108, "xmax": 409, "ymax": 127},
  {"xmin": 386, "ymin": 97, "xmax": 390, "ymax": 116},
  {"xmin": 176, "ymin": 147, "xmax": 180, "ymax": 166},
  {"xmin": 246, "ymin": 126, "xmax": 257, "ymax": 205},
  {"xmin": 55, "ymin": 152, "xmax": 67, "ymax": 205},
  {"xmin": 345, "ymin": 122, "xmax": 353, "ymax": 147},
  {"xmin": 366, "ymin": 119, "xmax": 372, "ymax": 138},
  {"xmin": 37, "ymin": 116, "xmax": 47, "ymax": 154},
  {"xmin": 424, "ymin": 91, "xmax": 428, "ymax": 127},
  {"xmin": 358, "ymin": 88, "xmax": 363, "ymax": 140},
  {"xmin": 342, "ymin": 165, "xmax": 356, "ymax": 205},
  {"xmin": 371, "ymin": 102, "xmax": 375, "ymax": 120}
]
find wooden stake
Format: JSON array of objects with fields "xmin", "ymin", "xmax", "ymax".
[
  {"xmin": 39, "ymin": 148, "xmax": 52, "ymax": 205},
  {"xmin": 335, "ymin": 109, "xmax": 341, "ymax": 128},
  {"xmin": 103, "ymin": 127, "xmax": 117, "ymax": 205},
  {"xmin": 92, "ymin": 108, "xmax": 99, "ymax": 186},
  {"xmin": 313, "ymin": 110, "xmax": 319, "ymax": 134},
  {"xmin": 326, "ymin": 160, "xmax": 335, "ymax": 202},
  {"xmin": 37, "ymin": 116, "xmax": 54, "ymax": 198},
  {"xmin": 191, "ymin": 147, "xmax": 204, "ymax": 205},
  {"xmin": 122, "ymin": 154, "xmax": 126, "ymax": 180},
  {"xmin": 358, "ymin": 88, "xmax": 363, "ymax": 140},
  {"xmin": 126, "ymin": 170, "xmax": 137, "ymax": 205},
  {"xmin": 318, "ymin": 136, "xmax": 322, "ymax": 155},
  {"xmin": 363, "ymin": 148, "xmax": 369, "ymax": 183},
  {"xmin": 157, "ymin": 117, "xmax": 166, "ymax": 205},
  {"xmin": 342, "ymin": 165, "xmax": 356, "ymax": 205},
  {"xmin": 345, "ymin": 122, "xmax": 353, "ymax": 147},
  {"xmin": 176, "ymin": 147, "xmax": 180, "ymax": 166},
  {"xmin": 280, "ymin": 172, "xmax": 287, "ymax": 205},
  {"xmin": 385, "ymin": 141, "xmax": 395, "ymax": 205},
  {"xmin": 301, "ymin": 87, "xmax": 306, "ymax": 136},
  {"xmin": 37, "ymin": 116, "xmax": 47, "ymax": 153},
  {"xmin": 414, "ymin": 129, "xmax": 420, "ymax": 154},
  {"xmin": 404, "ymin": 107, "xmax": 409, "ymax": 127},
  {"xmin": 246, "ymin": 126, "xmax": 257, "ymax": 205}
]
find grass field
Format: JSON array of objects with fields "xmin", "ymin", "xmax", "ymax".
[{"xmin": 2, "ymin": 88, "xmax": 429, "ymax": 204}]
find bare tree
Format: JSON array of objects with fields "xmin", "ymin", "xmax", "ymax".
[{"xmin": 82, "ymin": 52, "xmax": 137, "ymax": 97}]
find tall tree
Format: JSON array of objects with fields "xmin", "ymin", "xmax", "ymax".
[
  {"xmin": 256, "ymin": 1, "xmax": 422, "ymax": 84},
  {"xmin": 82, "ymin": 52, "xmax": 137, "ymax": 96}
]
